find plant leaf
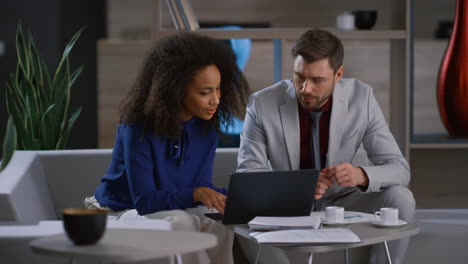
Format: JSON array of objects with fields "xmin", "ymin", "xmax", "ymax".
[
  {"xmin": 67, "ymin": 107, "xmax": 82, "ymax": 131},
  {"xmin": 60, "ymin": 27, "xmax": 85, "ymax": 62},
  {"xmin": 15, "ymin": 25, "xmax": 30, "ymax": 79},
  {"xmin": 0, "ymin": 117, "xmax": 18, "ymax": 171},
  {"xmin": 56, "ymin": 107, "xmax": 81, "ymax": 149},
  {"xmin": 59, "ymin": 60, "xmax": 72, "ymax": 134},
  {"xmin": 39, "ymin": 104, "xmax": 56, "ymax": 148},
  {"xmin": 69, "ymin": 66, "xmax": 84, "ymax": 88},
  {"xmin": 53, "ymin": 27, "xmax": 84, "ymax": 89}
]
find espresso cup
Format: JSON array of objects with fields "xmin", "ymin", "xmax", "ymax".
[
  {"xmin": 374, "ymin": 207, "xmax": 399, "ymax": 225},
  {"xmin": 336, "ymin": 12, "xmax": 355, "ymax": 30},
  {"xmin": 325, "ymin": 206, "xmax": 344, "ymax": 223},
  {"xmin": 62, "ymin": 208, "xmax": 107, "ymax": 245}
]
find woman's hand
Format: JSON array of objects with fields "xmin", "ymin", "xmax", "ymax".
[{"xmin": 193, "ymin": 187, "xmax": 227, "ymax": 214}]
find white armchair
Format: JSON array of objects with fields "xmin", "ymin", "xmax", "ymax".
[{"xmin": 0, "ymin": 149, "xmax": 112, "ymax": 222}]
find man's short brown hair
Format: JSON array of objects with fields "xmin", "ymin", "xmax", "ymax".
[{"xmin": 291, "ymin": 29, "xmax": 344, "ymax": 72}]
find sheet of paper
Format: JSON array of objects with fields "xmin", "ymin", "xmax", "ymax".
[
  {"xmin": 248, "ymin": 216, "xmax": 321, "ymax": 231},
  {"xmin": 250, "ymin": 228, "xmax": 361, "ymax": 244}
]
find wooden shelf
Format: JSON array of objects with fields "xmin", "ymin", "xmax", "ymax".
[
  {"xmin": 100, "ymin": 28, "xmax": 407, "ymax": 45},
  {"xmin": 410, "ymin": 132, "xmax": 468, "ymax": 149},
  {"xmin": 410, "ymin": 143, "xmax": 468, "ymax": 149},
  {"xmin": 156, "ymin": 28, "xmax": 408, "ymax": 40}
]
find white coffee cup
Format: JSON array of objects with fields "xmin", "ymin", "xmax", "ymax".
[
  {"xmin": 374, "ymin": 207, "xmax": 399, "ymax": 225},
  {"xmin": 336, "ymin": 12, "xmax": 355, "ymax": 30},
  {"xmin": 325, "ymin": 206, "xmax": 344, "ymax": 223}
]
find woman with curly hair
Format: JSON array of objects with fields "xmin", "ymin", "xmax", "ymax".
[{"xmin": 86, "ymin": 32, "xmax": 250, "ymax": 264}]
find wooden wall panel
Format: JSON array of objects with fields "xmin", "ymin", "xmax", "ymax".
[{"xmin": 97, "ymin": 41, "xmax": 150, "ymax": 148}]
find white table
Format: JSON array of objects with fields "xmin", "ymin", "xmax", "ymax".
[
  {"xmin": 232, "ymin": 222, "xmax": 420, "ymax": 264},
  {"xmin": 30, "ymin": 229, "xmax": 217, "ymax": 263}
]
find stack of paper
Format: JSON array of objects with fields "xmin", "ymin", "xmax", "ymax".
[
  {"xmin": 250, "ymin": 228, "xmax": 361, "ymax": 244},
  {"xmin": 248, "ymin": 216, "xmax": 321, "ymax": 231}
]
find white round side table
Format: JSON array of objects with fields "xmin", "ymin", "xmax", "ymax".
[{"xmin": 30, "ymin": 229, "xmax": 217, "ymax": 263}]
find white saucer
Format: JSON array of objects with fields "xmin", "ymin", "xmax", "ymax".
[
  {"xmin": 321, "ymin": 219, "xmax": 351, "ymax": 226},
  {"xmin": 371, "ymin": 219, "xmax": 407, "ymax": 228}
]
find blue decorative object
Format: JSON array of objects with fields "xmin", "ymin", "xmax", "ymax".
[
  {"xmin": 222, "ymin": 117, "xmax": 244, "ymax": 135},
  {"xmin": 218, "ymin": 25, "xmax": 252, "ymax": 71},
  {"xmin": 216, "ymin": 26, "xmax": 251, "ymax": 147}
]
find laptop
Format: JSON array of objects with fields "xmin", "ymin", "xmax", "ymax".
[{"xmin": 206, "ymin": 169, "xmax": 319, "ymax": 225}]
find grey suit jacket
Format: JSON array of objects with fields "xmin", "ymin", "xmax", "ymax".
[{"xmin": 237, "ymin": 78, "xmax": 410, "ymax": 198}]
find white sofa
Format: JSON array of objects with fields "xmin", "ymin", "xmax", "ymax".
[{"xmin": 0, "ymin": 148, "xmax": 238, "ymax": 223}]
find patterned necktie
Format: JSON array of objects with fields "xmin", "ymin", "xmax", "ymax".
[{"xmin": 308, "ymin": 111, "xmax": 324, "ymax": 170}]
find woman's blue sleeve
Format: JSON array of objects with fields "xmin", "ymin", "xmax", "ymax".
[{"xmin": 121, "ymin": 124, "xmax": 197, "ymax": 215}]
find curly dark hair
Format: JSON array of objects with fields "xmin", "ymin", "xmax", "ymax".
[{"xmin": 119, "ymin": 32, "xmax": 251, "ymax": 140}]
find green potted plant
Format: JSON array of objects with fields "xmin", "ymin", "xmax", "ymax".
[{"xmin": 0, "ymin": 25, "xmax": 84, "ymax": 171}]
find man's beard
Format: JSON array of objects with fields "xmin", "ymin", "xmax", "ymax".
[{"xmin": 299, "ymin": 81, "xmax": 334, "ymax": 110}]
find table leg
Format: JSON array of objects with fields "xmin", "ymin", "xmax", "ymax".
[
  {"xmin": 344, "ymin": 248, "xmax": 349, "ymax": 264},
  {"xmin": 307, "ymin": 252, "xmax": 313, "ymax": 264},
  {"xmin": 254, "ymin": 245, "xmax": 262, "ymax": 264},
  {"xmin": 384, "ymin": 241, "xmax": 392, "ymax": 264}
]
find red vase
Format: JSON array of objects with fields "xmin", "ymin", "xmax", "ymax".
[{"xmin": 437, "ymin": 0, "xmax": 468, "ymax": 136}]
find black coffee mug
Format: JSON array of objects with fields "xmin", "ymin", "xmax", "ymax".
[
  {"xmin": 62, "ymin": 208, "xmax": 107, "ymax": 245},
  {"xmin": 353, "ymin": 10, "xmax": 378, "ymax": 30}
]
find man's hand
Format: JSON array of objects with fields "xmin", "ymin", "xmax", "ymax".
[
  {"xmin": 314, "ymin": 172, "xmax": 334, "ymax": 200},
  {"xmin": 326, "ymin": 162, "xmax": 369, "ymax": 188},
  {"xmin": 193, "ymin": 187, "xmax": 227, "ymax": 214}
]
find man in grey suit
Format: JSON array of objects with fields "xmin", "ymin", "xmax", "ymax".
[{"xmin": 236, "ymin": 29, "xmax": 415, "ymax": 264}]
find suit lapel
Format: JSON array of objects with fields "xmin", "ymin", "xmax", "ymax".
[
  {"xmin": 280, "ymin": 84, "xmax": 300, "ymax": 170},
  {"xmin": 328, "ymin": 81, "xmax": 348, "ymax": 163}
]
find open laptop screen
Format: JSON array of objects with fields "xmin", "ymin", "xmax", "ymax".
[{"xmin": 220, "ymin": 169, "xmax": 319, "ymax": 225}]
